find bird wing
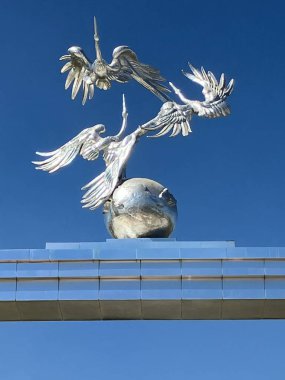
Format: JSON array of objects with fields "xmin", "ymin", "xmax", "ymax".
[
  {"xmin": 182, "ymin": 63, "xmax": 234, "ymax": 118},
  {"xmin": 60, "ymin": 47, "xmax": 95, "ymax": 105},
  {"xmin": 108, "ymin": 46, "xmax": 170, "ymax": 102},
  {"xmin": 141, "ymin": 101, "xmax": 192, "ymax": 138},
  {"xmin": 81, "ymin": 133, "xmax": 136, "ymax": 210},
  {"xmin": 32, "ymin": 127, "xmax": 103, "ymax": 173}
]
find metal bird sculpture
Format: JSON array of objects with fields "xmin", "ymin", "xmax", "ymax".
[
  {"xmin": 33, "ymin": 95, "xmax": 186, "ymax": 210},
  {"xmin": 33, "ymin": 64, "xmax": 234, "ymax": 211},
  {"xmin": 33, "ymin": 96, "xmax": 137, "ymax": 209},
  {"xmin": 144, "ymin": 63, "xmax": 234, "ymax": 137},
  {"xmin": 60, "ymin": 17, "xmax": 170, "ymax": 105}
]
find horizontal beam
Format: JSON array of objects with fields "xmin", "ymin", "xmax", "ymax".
[{"xmin": 0, "ymin": 240, "xmax": 285, "ymax": 321}]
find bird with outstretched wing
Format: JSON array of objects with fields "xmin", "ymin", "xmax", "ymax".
[
  {"xmin": 33, "ymin": 96, "xmax": 137, "ymax": 210},
  {"xmin": 60, "ymin": 17, "xmax": 170, "ymax": 105},
  {"xmin": 32, "ymin": 94, "xmax": 192, "ymax": 210},
  {"xmin": 33, "ymin": 64, "xmax": 234, "ymax": 211},
  {"xmin": 142, "ymin": 63, "xmax": 234, "ymax": 137}
]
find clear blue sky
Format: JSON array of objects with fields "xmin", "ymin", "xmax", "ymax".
[{"xmin": 0, "ymin": 0, "xmax": 285, "ymax": 379}]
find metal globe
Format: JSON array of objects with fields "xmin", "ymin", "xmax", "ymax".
[{"xmin": 103, "ymin": 178, "xmax": 177, "ymax": 239}]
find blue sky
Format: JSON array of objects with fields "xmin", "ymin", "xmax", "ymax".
[
  {"xmin": 1, "ymin": 0, "xmax": 285, "ymax": 249},
  {"xmin": 0, "ymin": 0, "xmax": 285, "ymax": 379}
]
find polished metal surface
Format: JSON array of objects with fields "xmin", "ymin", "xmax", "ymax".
[
  {"xmin": 182, "ymin": 260, "xmax": 222, "ymax": 276},
  {"xmin": 16, "ymin": 278, "xmax": 58, "ymax": 301},
  {"xmin": 104, "ymin": 178, "xmax": 177, "ymax": 238},
  {"xmin": 33, "ymin": 95, "xmax": 192, "ymax": 215},
  {"xmin": 100, "ymin": 279, "xmax": 140, "ymax": 300},
  {"xmin": 59, "ymin": 278, "xmax": 99, "ymax": 300},
  {"xmin": 33, "ymin": 20, "xmax": 234, "ymax": 239},
  {"xmin": 60, "ymin": 17, "xmax": 170, "ymax": 104},
  {"xmin": 1, "ymin": 240, "xmax": 285, "ymax": 321},
  {"xmin": 99, "ymin": 261, "xmax": 140, "ymax": 277},
  {"xmin": 182, "ymin": 300, "xmax": 222, "ymax": 320},
  {"xmin": 183, "ymin": 278, "xmax": 222, "ymax": 299},
  {"xmin": 143, "ymin": 65, "xmax": 234, "ymax": 138}
]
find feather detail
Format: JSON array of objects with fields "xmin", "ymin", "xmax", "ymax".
[
  {"xmin": 175, "ymin": 63, "xmax": 234, "ymax": 119},
  {"xmin": 33, "ymin": 126, "xmax": 107, "ymax": 174}
]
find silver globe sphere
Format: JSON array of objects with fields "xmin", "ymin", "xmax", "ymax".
[{"xmin": 103, "ymin": 178, "xmax": 177, "ymax": 239}]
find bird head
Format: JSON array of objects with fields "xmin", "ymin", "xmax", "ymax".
[
  {"xmin": 67, "ymin": 46, "xmax": 91, "ymax": 67},
  {"xmin": 68, "ymin": 46, "xmax": 83, "ymax": 57}
]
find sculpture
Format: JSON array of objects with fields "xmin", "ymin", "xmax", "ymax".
[
  {"xmin": 33, "ymin": 18, "xmax": 234, "ymax": 238},
  {"xmin": 60, "ymin": 17, "xmax": 170, "ymax": 104}
]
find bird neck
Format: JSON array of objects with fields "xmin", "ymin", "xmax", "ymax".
[{"xmin": 95, "ymin": 38, "xmax": 103, "ymax": 62}]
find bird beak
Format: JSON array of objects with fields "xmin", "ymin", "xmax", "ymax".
[{"xmin": 94, "ymin": 16, "xmax": 103, "ymax": 62}]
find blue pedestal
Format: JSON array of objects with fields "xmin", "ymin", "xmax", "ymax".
[{"xmin": 0, "ymin": 239, "xmax": 284, "ymax": 321}]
